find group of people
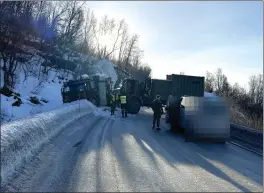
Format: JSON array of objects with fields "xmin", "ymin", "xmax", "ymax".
[
  {"xmin": 151, "ymin": 92, "xmax": 181, "ymax": 131},
  {"xmin": 109, "ymin": 92, "xmax": 128, "ymax": 118},
  {"xmin": 108, "ymin": 91, "xmax": 180, "ymax": 131}
]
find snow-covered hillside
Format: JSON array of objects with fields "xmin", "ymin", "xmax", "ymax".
[
  {"xmin": 1, "ymin": 56, "xmax": 118, "ymax": 124},
  {"xmin": 1, "ymin": 67, "xmax": 74, "ymax": 123}
]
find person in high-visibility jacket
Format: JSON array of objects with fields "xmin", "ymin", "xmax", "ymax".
[
  {"xmin": 120, "ymin": 95, "xmax": 128, "ymax": 118},
  {"xmin": 110, "ymin": 93, "xmax": 116, "ymax": 116}
]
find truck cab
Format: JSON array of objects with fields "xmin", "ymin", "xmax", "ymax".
[{"xmin": 61, "ymin": 79, "xmax": 99, "ymax": 106}]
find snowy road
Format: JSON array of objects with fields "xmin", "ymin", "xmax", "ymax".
[{"xmin": 2, "ymin": 108, "xmax": 263, "ymax": 192}]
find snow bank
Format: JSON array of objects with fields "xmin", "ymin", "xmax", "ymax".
[{"xmin": 1, "ymin": 100, "xmax": 96, "ymax": 185}]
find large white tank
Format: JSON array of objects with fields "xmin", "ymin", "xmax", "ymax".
[{"xmin": 180, "ymin": 96, "xmax": 230, "ymax": 142}]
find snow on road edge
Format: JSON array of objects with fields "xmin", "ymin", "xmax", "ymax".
[{"xmin": 1, "ymin": 100, "xmax": 97, "ymax": 185}]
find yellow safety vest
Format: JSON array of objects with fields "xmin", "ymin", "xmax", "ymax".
[
  {"xmin": 120, "ymin": 96, "xmax": 126, "ymax": 104},
  {"xmin": 115, "ymin": 95, "xmax": 119, "ymax": 101}
]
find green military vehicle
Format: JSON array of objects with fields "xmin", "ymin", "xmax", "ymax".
[
  {"xmin": 119, "ymin": 74, "xmax": 204, "ymax": 114},
  {"xmin": 61, "ymin": 76, "xmax": 112, "ymax": 106}
]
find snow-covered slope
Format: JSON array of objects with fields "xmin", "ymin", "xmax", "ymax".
[
  {"xmin": 1, "ymin": 56, "xmax": 118, "ymax": 124},
  {"xmin": 1, "ymin": 67, "xmax": 74, "ymax": 123}
]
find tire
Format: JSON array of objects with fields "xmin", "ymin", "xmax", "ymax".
[
  {"xmin": 90, "ymin": 97, "xmax": 99, "ymax": 106},
  {"xmin": 127, "ymin": 97, "xmax": 141, "ymax": 114}
]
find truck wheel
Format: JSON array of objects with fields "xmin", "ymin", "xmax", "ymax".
[
  {"xmin": 90, "ymin": 98, "xmax": 99, "ymax": 106},
  {"xmin": 127, "ymin": 97, "xmax": 141, "ymax": 114}
]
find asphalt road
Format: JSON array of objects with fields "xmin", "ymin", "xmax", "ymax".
[{"xmin": 2, "ymin": 108, "xmax": 263, "ymax": 192}]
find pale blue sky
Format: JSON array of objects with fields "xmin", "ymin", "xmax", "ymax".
[{"xmin": 87, "ymin": 1, "xmax": 263, "ymax": 88}]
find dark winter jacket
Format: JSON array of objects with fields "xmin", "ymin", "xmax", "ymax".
[{"xmin": 151, "ymin": 99, "xmax": 163, "ymax": 115}]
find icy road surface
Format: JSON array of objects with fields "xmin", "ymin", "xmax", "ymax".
[{"xmin": 2, "ymin": 108, "xmax": 263, "ymax": 192}]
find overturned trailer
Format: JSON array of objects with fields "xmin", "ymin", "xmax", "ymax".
[
  {"xmin": 180, "ymin": 96, "xmax": 230, "ymax": 142},
  {"xmin": 61, "ymin": 75, "xmax": 112, "ymax": 106}
]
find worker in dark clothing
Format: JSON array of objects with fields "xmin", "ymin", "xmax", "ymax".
[
  {"xmin": 115, "ymin": 93, "xmax": 120, "ymax": 108},
  {"xmin": 166, "ymin": 92, "xmax": 181, "ymax": 132},
  {"xmin": 169, "ymin": 101, "xmax": 181, "ymax": 131},
  {"xmin": 151, "ymin": 94, "xmax": 164, "ymax": 130},
  {"xmin": 166, "ymin": 92, "xmax": 176, "ymax": 123},
  {"xmin": 110, "ymin": 93, "xmax": 116, "ymax": 116}
]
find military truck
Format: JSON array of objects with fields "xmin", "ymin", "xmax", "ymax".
[
  {"xmin": 61, "ymin": 75, "xmax": 112, "ymax": 106},
  {"xmin": 119, "ymin": 74, "xmax": 204, "ymax": 114}
]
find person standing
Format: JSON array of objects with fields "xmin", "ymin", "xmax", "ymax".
[
  {"xmin": 166, "ymin": 92, "xmax": 181, "ymax": 131},
  {"xmin": 166, "ymin": 92, "xmax": 177, "ymax": 123},
  {"xmin": 151, "ymin": 94, "xmax": 164, "ymax": 130},
  {"xmin": 115, "ymin": 92, "xmax": 120, "ymax": 108},
  {"xmin": 110, "ymin": 92, "xmax": 116, "ymax": 116},
  {"xmin": 120, "ymin": 95, "xmax": 128, "ymax": 118}
]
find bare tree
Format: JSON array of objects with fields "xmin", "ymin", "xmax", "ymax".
[
  {"xmin": 124, "ymin": 34, "xmax": 138, "ymax": 71},
  {"xmin": 255, "ymin": 74, "xmax": 263, "ymax": 105},
  {"xmin": 248, "ymin": 75, "xmax": 258, "ymax": 104},
  {"xmin": 91, "ymin": 16, "xmax": 128, "ymax": 60},
  {"xmin": 222, "ymin": 75, "xmax": 231, "ymax": 97},
  {"xmin": 205, "ymin": 71, "xmax": 215, "ymax": 92},
  {"xmin": 130, "ymin": 47, "xmax": 143, "ymax": 68},
  {"xmin": 118, "ymin": 21, "xmax": 129, "ymax": 64},
  {"xmin": 105, "ymin": 19, "xmax": 125, "ymax": 59},
  {"xmin": 0, "ymin": 2, "xmax": 152, "ymax": 91},
  {"xmin": 61, "ymin": 1, "xmax": 84, "ymax": 45},
  {"xmin": 81, "ymin": 8, "xmax": 94, "ymax": 54},
  {"xmin": 0, "ymin": 1, "xmax": 37, "ymax": 88},
  {"xmin": 230, "ymin": 82, "xmax": 243, "ymax": 103},
  {"xmin": 214, "ymin": 68, "xmax": 228, "ymax": 96},
  {"xmin": 82, "ymin": 9, "xmax": 97, "ymax": 55}
]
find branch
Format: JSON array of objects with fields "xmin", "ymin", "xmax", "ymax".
[{"xmin": 105, "ymin": 20, "xmax": 124, "ymax": 58}]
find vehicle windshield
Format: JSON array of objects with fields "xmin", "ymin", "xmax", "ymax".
[{"xmin": 69, "ymin": 84, "xmax": 85, "ymax": 92}]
